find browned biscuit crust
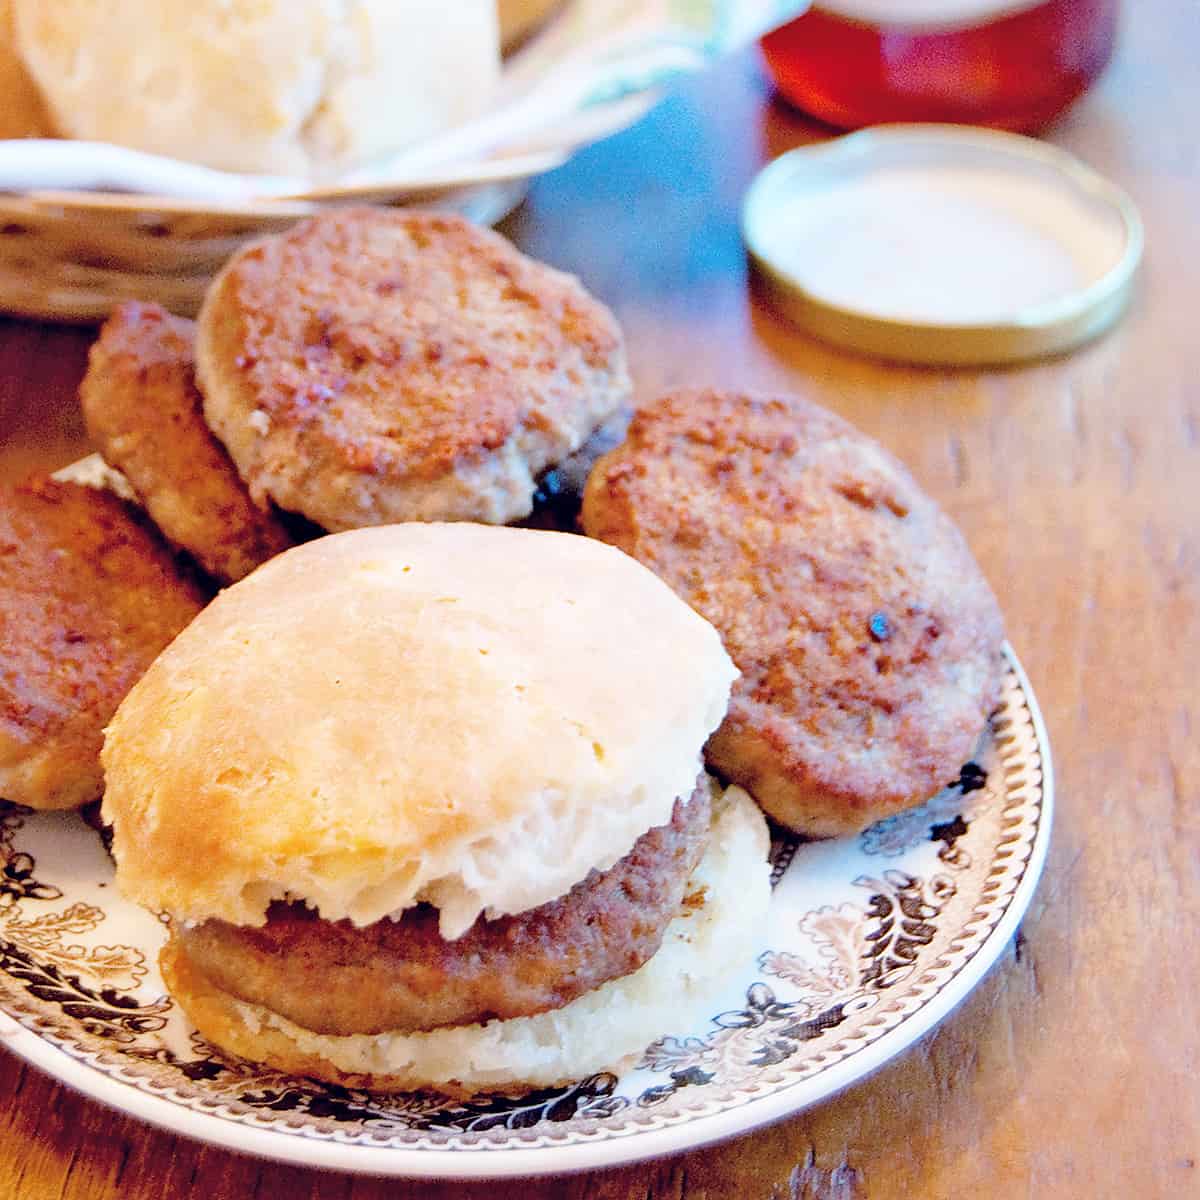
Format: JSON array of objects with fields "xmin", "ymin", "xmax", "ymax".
[
  {"xmin": 195, "ymin": 208, "xmax": 631, "ymax": 531},
  {"xmin": 0, "ymin": 0, "xmax": 53, "ymax": 139},
  {"xmin": 581, "ymin": 390, "xmax": 1005, "ymax": 837},
  {"xmin": 0, "ymin": 478, "xmax": 207, "ymax": 810},
  {"xmin": 179, "ymin": 784, "xmax": 710, "ymax": 1036},
  {"xmin": 80, "ymin": 302, "xmax": 294, "ymax": 583},
  {"xmin": 499, "ymin": 0, "xmax": 565, "ymax": 50}
]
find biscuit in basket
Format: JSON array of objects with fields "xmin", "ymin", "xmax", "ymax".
[
  {"xmin": 196, "ymin": 209, "xmax": 632, "ymax": 531},
  {"xmin": 498, "ymin": 0, "xmax": 564, "ymax": 50},
  {"xmin": 582, "ymin": 389, "xmax": 1006, "ymax": 838},
  {"xmin": 0, "ymin": 0, "xmax": 51, "ymax": 139},
  {"xmin": 13, "ymin": 0, "xmax": 500, "ymax": 177}
]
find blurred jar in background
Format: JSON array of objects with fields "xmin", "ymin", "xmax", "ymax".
[{"xmin": 761, "ymin": 0, "xmax": 1119, "ymax": 132}]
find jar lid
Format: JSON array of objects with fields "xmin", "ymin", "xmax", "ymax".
[{"xmin": 742, "ymin": 125, "xmax": 1143, "ymax": 366}]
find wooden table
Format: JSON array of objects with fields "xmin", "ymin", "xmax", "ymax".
[{"xmin": 2, "ymin": 6, "xmax": 1197, "ymax": 1196}]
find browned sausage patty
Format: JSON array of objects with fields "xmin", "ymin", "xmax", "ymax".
[
  {"xmin": 178, "ymin": 782, "xmax": 712, "ymax": 1035},
  {"xmin": 196, "ymin": 208, "xmax": 632, "ymax": 531},
  {"xmin": 80, "ymin": 302, "xmax": 294, "ymax": 584},
  {"xmin": 582, "ymin": 390, "xmax": 1005, "ymax": 837},
  {"xmin": 0, "ymin": 478, "xmax": 207, "ymax": 810}
]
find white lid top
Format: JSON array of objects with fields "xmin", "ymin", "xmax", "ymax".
[{"xmin": 742, "ymin": 126, "xmax": 1143, "ymax": 365}]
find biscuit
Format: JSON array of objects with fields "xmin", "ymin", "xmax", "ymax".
[
  {"xmin": 0, "ymin": 0, "xmax": 52, "ymax": 139},
  {"xmin": 582, "ymin": 389, "xmax": 1005, "ymax": 837},
  {"xmin": 81, "ymin": 302, "xmax": 294, "ymax": 584},
  {"xmin": 196, "ymin": 209, "xmax": 631, "ymax": 531},
  {"xmin": 499, "ymin": 0, "xmax": 563, "ymax": 49},
  {"xmin": 158, "ymin": 785, "xmax": 770, "ymax": 1095},
  {"xmin": 0, "ymin": 478, "xmax": 206, "ymax": 810},
  {"xmin": 14, "ymin": 0, "xmax": 499, "ymax": 177},
  {"xmin": 100, "ymin": 523, "xmax": 734, "ymax": 936},
  {"xmin": 178, "ymin": 784, "xmax": 710, "ymax": 1036}
]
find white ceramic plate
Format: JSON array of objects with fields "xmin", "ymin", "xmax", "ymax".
[{"xmin": 0, "ymin": 649, "xmax": 1049, "ymax": 1178}]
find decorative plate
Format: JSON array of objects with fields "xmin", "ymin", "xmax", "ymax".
[{"xmin": 0, "ymin": 648, "xmax": 1049, "ymax": 1178}]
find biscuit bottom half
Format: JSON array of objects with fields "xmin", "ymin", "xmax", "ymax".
[{"xmin": 160, "ymin": 787, "xmax": 771, "ymax": 1097}]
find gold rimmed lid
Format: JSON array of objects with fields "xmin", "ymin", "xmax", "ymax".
[{"xmin": 742, "ymin": 125, "xmax": 1143, "ymax": 366}]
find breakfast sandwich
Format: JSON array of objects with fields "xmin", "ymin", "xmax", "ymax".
[
  {"xmin": 101, "ymin": 523, "xmax": 770, "ymax": 1094},
  {"xmin": 582, "ymin": 389, "xmax": 1005, "ymax": 838}
]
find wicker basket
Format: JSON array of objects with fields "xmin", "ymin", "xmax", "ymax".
[
  {"xmin": 0, "ymin": 0, "xmax": 800, "ymax": 322},
  {"xmin": 0, "ymin": 177, "xmax": 533, "ymax": 322}
]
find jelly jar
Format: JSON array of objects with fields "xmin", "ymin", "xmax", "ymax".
[{"xmin": 760, "ymin": 0, "xmax": 1119, "ymax": 132}]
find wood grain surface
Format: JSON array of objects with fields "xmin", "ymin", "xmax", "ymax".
[{"xmin": 2, "ymin": 4, "xmax": 1198, "ymax": 1196}]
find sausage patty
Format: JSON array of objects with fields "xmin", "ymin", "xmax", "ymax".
[
  {"xmin": 196, "ymin": 208, "xmax": 632, "ymax": 531},
  {"xmin": 177, "ymin": 781, "xmax": 712, "ymax": 1035},
  {"xmin": 0, "ymin": 477, "xmax": 206, "ymax": 810},
  {"xmin": 81, "ymin": 301, "xmax": 294, "ymax": 583},
  {"xmin": 582, "ymin": 390, "xmax": 1005, "ymax": 837}
]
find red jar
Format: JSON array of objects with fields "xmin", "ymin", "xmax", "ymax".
[{"xmin": 761, "ymin": 0, "xmax": 1119, "ymax": 132}]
